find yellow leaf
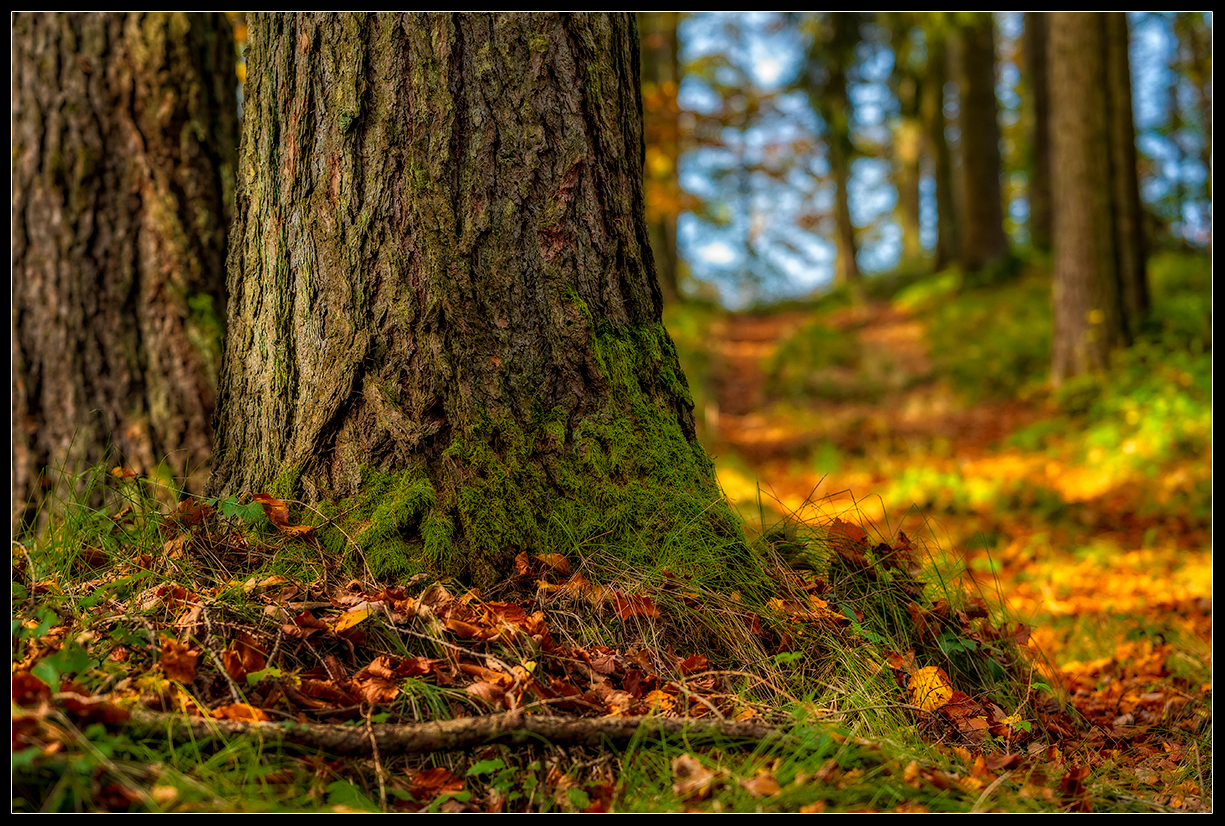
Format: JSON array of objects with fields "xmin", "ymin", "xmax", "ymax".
[
  {"xmin": 911, "ymin": 666, "xmax": 954, "ymax": 712},
  {"xmin": 333, "ymin": 605, "xmax": 374, "ymax": 633}
]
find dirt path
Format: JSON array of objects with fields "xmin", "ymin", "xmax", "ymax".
[{"xmin": 707, "ymin": 302, "xmax": 1037, "ymax": 470}]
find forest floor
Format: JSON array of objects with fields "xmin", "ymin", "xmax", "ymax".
[
  {"xmin": 691, "ymin": 290, "xmax": 1212, "ymax": 811},
  {"xmin": 12, "ymin": 259, "xmax": 1211, "ymax": 813}
]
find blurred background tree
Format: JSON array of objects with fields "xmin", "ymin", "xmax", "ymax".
[{"xmin": 637, "ymin": 12, "xmax": 1209, "ymax": 307}]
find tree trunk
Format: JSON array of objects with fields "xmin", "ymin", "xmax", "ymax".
[
  {"xmin": 888, "ymin": 20, "xmax": 923, "ymax": 265},
  {"xmin": 12, "ymin": 13, "xmax": 237, "ymax": 534},
  {"xmin": 955, "ymin": 13, "xmax": 1009, "ymax": 272},
  {"xmin": 1049, "ymin": 13, "xmax": 1129, "ymax": 384},
  {"xmin": 1023, "ymin": 12, "xmax": 1053, "ymax": 254},
  {"xmin": 919, "ymin": 27, "xmax": 957, "ymax": 272},
  {"xmin": 639, "ymin": 12, "xmax": 683, "ymax": 303},
  {"xmin": 206, "ymin": 13, "xmax": 743, "ymax": 588},
  {"xmin": 1104, "ymin": 12, "xmax": 1148, "ymax": 334}
]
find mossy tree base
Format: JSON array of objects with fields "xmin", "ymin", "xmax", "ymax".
[{"xmin": 207, "ymin": 14, "xmax": 748, "ymax": 588}]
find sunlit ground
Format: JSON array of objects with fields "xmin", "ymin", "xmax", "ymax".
[{"xmin": 667, "ymin": 279, "xmax": 1211, "ymax": 680}]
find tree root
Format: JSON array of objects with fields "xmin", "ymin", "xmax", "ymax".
[{"xmin": 127, "ymin": 708, "xmax": 786, "ymax": 756}]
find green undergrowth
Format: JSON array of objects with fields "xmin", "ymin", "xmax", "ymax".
[
  {"xmin": 764, "ymin": 320, "xmax": 862, "ymax": 401},
  {"xmin": 662, "ymin": 299, "xmax": 723, "ymax": 426},
  {"xmin": 920, "ymin": 267, "xmax": 1053, "ymax": 403}
]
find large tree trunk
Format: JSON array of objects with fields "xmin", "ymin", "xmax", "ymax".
[
  {"xmin": 206, "ymin": 13, "xmax": 742, "ymax": 587},
  {"xmin": 1049, "ymin": 13, "xmax": 1129, "ymax": 384},
  {"xmin": 955, "ymin": 13, "xmax": 1009, "ymax": 272},
  {"xmin": 11, "ymin": 13, "xmax": 237, "ymax": 534}
]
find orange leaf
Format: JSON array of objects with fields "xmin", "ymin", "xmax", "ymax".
[
  {"xmin": 159, "ymin": 639, "xmax": 200, "ymax": 683},
  {"xmin": 250, "ymin": 493, "xmax": 314, "ymax": 536},
  {"xmin": 740, "ymin": 771, "xmax": 782, "ymax": 798},
  {"xmin": 535, "ymin": 553, "xmax": 570, "ymax": 576},
  {"xmin": 611, "ymin": 591, "xmax": 660, "ymax": 620},
  {"xmin": 212, "ymin": 703, "xmax": 271, "ymax": 722}
]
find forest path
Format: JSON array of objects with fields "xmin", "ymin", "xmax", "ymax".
[
  {"xmin": 707, "ymin": 302, "xmax": 1038, "ymax": 467},
  {"xmin": 701, "ymin": 298, "xmax": 1210, "ymax": 664}
]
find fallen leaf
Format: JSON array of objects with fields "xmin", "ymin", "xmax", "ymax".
[
  {"xmin": 911, "ymin": 666, "xmax": 954, "ymax": 712},
  {"xmin": 740, "ymin": 770, "xmax": 781, "ymax": 797},
  {"xmin": 250, "ymin": 493, "xmax": 314, "ymax": 536},
  {"xmin": 212, "ymin": 703, "xmax": 271, "ymax": 722},
  {"xmin": 611, "ymin": 591, "xmax": 660, "ymax": 620},
  {"xmin": 672, "ymin": 754, "xmax": 720, "ymax": 800},
  {"xmin": 159, "ymin": 639, "xmax": 200, "ymax": 683}
]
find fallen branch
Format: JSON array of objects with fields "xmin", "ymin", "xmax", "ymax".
[{"xmin": 126, "ymin": 708, "xmax": 786, "ymax": 755}]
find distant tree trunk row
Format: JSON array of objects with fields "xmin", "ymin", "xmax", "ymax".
[
  {"xmin": 918, "ymin": 24, "xmax": 958, "ymax": 272},
  {"xmin": 639, "ymin": 12, "xmax": 683, "ymax": 303},
  {"xmin": 11, "ymin": 13, "xmax": 237, "ymax": 533},
  {"xmin": 1023, "ymin": 12, "xmax": 1053, "ymax": 254}
]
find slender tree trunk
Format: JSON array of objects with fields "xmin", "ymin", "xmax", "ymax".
[
  {"xmin": 1104, "ymin": 12, "xmax": 1148, "ymax": 334},
  {"xmin": 639, "ymin": 12, "xmax": 683, "ymax": 303},
  {"xmin": 892, "ymin": 28, "xmax": 924, "ymax": 264},
  {"xmin": 11, "ymin": 13, "xmax": 237, "ymax": 534},
  {"xmin": 955, "ymin": 13, "xmax": 1008, "ymax": 272},
  {"xmin": 1023, "ymin": 12, "xmax": 1053, "ymax": 254},
  {"xmin": 206, "ymin": 13, "xmax": 742, "ymax": 587},
  {"xmin": 920, "ymin": 28, "xmax": 957, "ymax": 271},
  {"xmin": 825, "ymin": 14, "xmax": 861, "ymax": 285},
  {"xmin": 1049, "ymin": 13, "xmax": 1129, "ymax": 384}
]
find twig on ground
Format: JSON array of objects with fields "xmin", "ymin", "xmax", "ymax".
[{"xmin": 125, "ymin": 708, "xmax": 787, "ymax": 756}]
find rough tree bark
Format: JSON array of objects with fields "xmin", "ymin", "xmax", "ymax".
[
  {"xmin": 11, "ymin": 13, "xmax": 237, "ymax": 534},
  {"xmin": 205, "ymin": 13, "xmax": 743, "ymax": 587},
  {"xmin": 955, "ymin": 13, "xmax": 1009, "ymax": 272},
  {"xmin": 1049, "ymin": 12, "xmax": 1130, "ymax": 384}
]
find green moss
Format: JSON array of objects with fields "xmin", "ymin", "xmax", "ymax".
[
  {"xmin": 561, "ymin": 284, "xmax": 593, "ymax": 326},
  {"xmin": 423, "ymin": 322, "xmax": 752, "ymax": 593},
  {"xmin": 292, "ymin": 324, "xmax": 756, "ymax": 598},
  {"xmin": 269, "ymin": 464, "xmax": 302, "ymax": 501},
  {"xmin": 310, "ymin": 467, "xmax": 439, "ymax": 581}
]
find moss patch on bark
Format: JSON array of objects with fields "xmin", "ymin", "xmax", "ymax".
[{"xmin": 305, "ymin": 323, "xmax": 760, "ymax": 595}]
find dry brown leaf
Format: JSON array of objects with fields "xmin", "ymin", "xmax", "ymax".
[
  {"xmin": 740, "ymin": 771, "xmax": 781, "ymax": 797},
  {"xmin": 159, "ymin": 639, "xmax": 200, "ymax": 683},
  {"xmin": 671, "ymin": 754, "xmax": 720, "ymax": 800}
]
